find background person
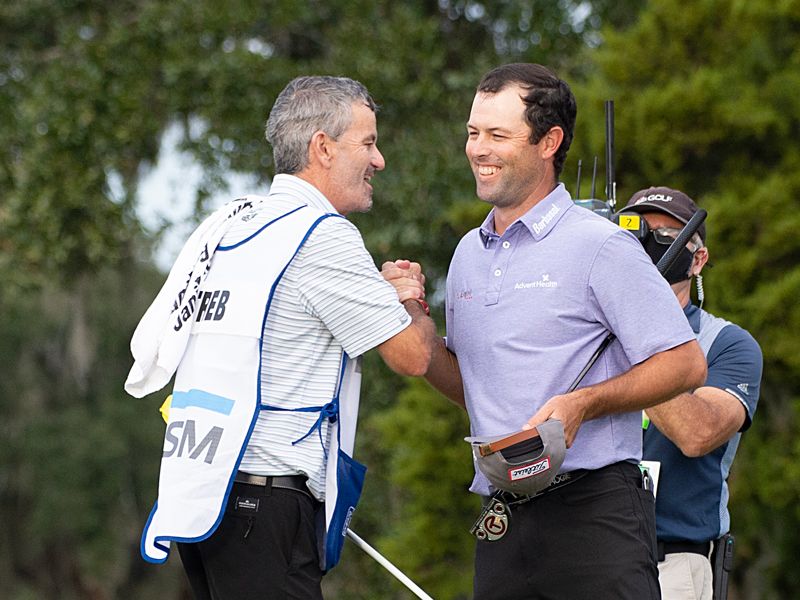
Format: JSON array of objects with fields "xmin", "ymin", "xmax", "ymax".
[
  {"xmin": 384, "ymin": 63, "xmax": 706, "ymax": 599},
  {"xmin": 126, "ymin": 75, "xmax": 435, "ymax": 600},
  {"xmin": 622, "ymin": 187, "xmax": 763, "ymax": 600}
]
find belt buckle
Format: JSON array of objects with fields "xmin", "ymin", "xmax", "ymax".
[{"xmin": 470, "ymin": 495, "xmax": 510, "ymax": 542}]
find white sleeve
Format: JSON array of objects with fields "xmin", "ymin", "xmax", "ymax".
[{"xmin": 293, "ymin": 216, "xmax": 411, "ymax": 358}]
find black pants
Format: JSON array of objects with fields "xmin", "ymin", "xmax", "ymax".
[
  {"xmin": 474, "ymin": 461, "xmax": 660, "ymax": 600},
  {"xmin": 177, "ymin": 480, "xmax": 323, "ymax": 600}
]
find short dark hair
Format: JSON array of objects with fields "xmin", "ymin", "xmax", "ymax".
[{"xmin": 477, "ymin": 63, "xmax": 577, "ymax": 176}]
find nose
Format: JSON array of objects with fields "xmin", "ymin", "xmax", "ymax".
[{"xmin": 372, "ymin": 145, "xmax": 386, "ymax": 171}]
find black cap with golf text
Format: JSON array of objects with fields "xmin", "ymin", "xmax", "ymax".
[
  {"xmin": 624, "ymin": 186, "xmax": 706, "ymax": 243},
  {"xmin": 465, "ymin": 419, "xmax": 566, "ymax": 496}
]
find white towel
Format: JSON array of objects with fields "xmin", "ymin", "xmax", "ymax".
[{"xmin": 124, "ymin": 197, "xmax": 258, "ymax": 398}]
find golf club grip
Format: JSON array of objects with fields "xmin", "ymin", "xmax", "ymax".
[
  {"xmin": 566, "ymin": 208, "xmax": 708, "ymax": 393},
  {"xmin": 655, "ymin": 208, "xmax": 707, "ymax": 275}
]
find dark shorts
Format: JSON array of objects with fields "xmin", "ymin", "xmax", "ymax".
[
  {"xmin": 474, "ymin": 461, "xmax": 660, "ymax": 600},
  {"xmin": 177, "ymin": 480, "xmax": 323, "ymax": 600}
]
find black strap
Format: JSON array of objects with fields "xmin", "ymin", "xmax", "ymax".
[
  {"xmin": 657, "ymin": 540, "xmax": 711, "ymax": 562},
  {"xmin": 234, "ymin": 472, "xmax": 312, "ymax": 499},
  {"xmin": 493, "ymin": 469, "xmax": 589, "ymax": 508}
]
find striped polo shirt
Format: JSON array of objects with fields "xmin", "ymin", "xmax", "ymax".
[{"xmin": 234, "ymin": 174, "xmax": 411, "ymax": 499}]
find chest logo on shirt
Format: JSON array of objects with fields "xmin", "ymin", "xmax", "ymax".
[
  {"xmin": 514, "ymin": 273, "xmax": 558, "ymax": 289},
  {"xmin": 456, "ymin": 289, "xmax": 473, "ymax": 301}
]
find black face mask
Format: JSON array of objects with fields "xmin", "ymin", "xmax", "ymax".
[{"xmin": 643, "ymin": 233, "xmax": 694, "ymax": 284}]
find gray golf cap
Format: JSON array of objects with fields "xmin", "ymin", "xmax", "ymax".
[{"xmin": 465, "ymin": 419, "xmax": 566, "ymax": 496}]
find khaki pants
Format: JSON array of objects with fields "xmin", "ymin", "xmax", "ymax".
[{"xmin": 658, "ymin": 551, "xmax": 713, "ymax": 600}]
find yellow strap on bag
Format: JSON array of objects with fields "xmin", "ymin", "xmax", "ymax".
[{"xmin": 160, "ymin": 394, "xmax": 172, "ymax": 424}]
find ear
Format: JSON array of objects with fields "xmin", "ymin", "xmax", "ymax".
[
  {"xmin": 690, "ymin": 246, "xmax": 709, "ymax": 277},
  {"xmin": 539, "ymin": 126, "xmax": 564, "ymax": 161},
  {"xmin": 307, "ymin": 130, "xmax": 336, "ymax": 169}
]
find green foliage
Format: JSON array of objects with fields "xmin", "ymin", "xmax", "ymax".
[
  {"xmin": 24, "ymin": 0, "xmax": 800, "ymax": 598},
  {"xmin": 0, "ymin": 265, "xmax": 173, "ymax": 598},
  {"xmin": 372, "ymin": 378, "xmax": 476, "ymax": 599}
]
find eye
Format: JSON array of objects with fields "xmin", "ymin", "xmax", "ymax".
[{"xmin": 492, "ymin": 133, "xmax": 506, "ymax": 140}]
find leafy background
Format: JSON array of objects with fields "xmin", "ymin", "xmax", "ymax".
[{"xmin": 1, "ymin": 1, "xmax": 797, "ymax": 598}]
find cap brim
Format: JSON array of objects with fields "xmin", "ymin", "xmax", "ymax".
[
  {"xmin": 469, "ymin": 419, "xmax": 567, "ymax": 495},
  {"xmin": 466, "ymin": 426, "xmax": 543, "ymax": 457}
]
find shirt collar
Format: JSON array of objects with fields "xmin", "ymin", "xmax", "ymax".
[
  {"xmin": 478, "ymin": 183, "xmax": 574, "ymax": 247},
  {"xmin": 269, "ymin": 174, "xmax": 339, "ymax": 214}
]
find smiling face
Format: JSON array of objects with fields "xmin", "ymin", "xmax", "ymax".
[
  {"xmin": 325, "ymin": 102, "xmax": 385, "ymax": 215},
  {"xmin": 466, "ymin": 85, "xmax": 558, "ymax": 228}
]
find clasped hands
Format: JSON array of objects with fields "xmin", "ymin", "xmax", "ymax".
[{"xmin": 381, "ymin": 259, "xmax": 426, "ymax": 303}]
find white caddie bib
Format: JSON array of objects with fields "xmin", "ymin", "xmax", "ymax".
[{"xmin": 141, "ymin": 204, "xmax": 363, "ymax": 568}]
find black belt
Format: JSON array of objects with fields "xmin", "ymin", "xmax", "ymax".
[
  {"xmin": 234, "ymin": 472, "xmax": 313, "ymax": 500},
  {"xmin": 489, "ymin": 469, "xmax": 590, "ymax": 508},
  {"xmin": 657, "ymin": 540, "xmax": 711, "ymax": 562}
]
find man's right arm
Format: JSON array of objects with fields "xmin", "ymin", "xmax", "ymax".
[
  {"xmin": 296, "ymin": 221, "xmax": 437, "ymax": 378},
  {"xmin": 380, "ymin": 259, "xmax": 465, "ymax": 407},
  {"xmin": 645, "ymin": 387, "xmax": 746, "ymax": 456},
  {"xmin": 376, "ymin": 299, "xmax": 436, "ymax": 377},
  {"xmin": 646, "ymin": 325, "xmax": 762, "ymax": 456},
  {"xmin": 424, "ymin": 336, "xmax": 465, "ymax": 409}
]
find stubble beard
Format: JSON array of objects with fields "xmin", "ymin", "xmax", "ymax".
[
  {"xmin": 350, "ymin": 188, "xmax": 373, "ymax": 214},
  {"xmin": 475, "ymin": 174, "xmax": 521, "ymax": 210}
]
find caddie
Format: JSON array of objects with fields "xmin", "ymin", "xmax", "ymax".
[{"xmin": 125, "ymin": 75, "xmax": 436, "ymax": 600}]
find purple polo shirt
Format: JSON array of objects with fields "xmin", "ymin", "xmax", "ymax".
[{"xmin": 445, "ymin": 184, "xmax": 695, "ymax": 495}]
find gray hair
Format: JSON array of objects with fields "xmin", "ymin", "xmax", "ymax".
[{"xmin": 265, "ymin": 76, "xmax": 377, "ymax": 175}]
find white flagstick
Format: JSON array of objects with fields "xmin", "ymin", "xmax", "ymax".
[{"xmin": 346, "ymin": 529, "xmax": 435, "ymax": 600}]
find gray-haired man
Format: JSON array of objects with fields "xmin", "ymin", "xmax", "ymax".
[{"xmin": 128, "ymin": 76, "xmax": 435, "ymax": 599}]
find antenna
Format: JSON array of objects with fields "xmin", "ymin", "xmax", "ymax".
[
  {"xmin": 572, "ymin": 99, "xmax": 617, "ymax": 220},
  {"xmin": 604, "ymin": 100, "xmax": 616, "ymax": 209}
]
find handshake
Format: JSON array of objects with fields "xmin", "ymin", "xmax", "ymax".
[{"xmin": 381, "ymin": 259, "xmax": 429, "ymax": 313}]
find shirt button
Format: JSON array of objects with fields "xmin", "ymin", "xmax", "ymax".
[
  {"xmin": 494, "ymin": 269, "xmax": 502, "ymax": 277},
  {"xmin": 502, "ymin": 241, "xmax": 511, "ymax": 249}
]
